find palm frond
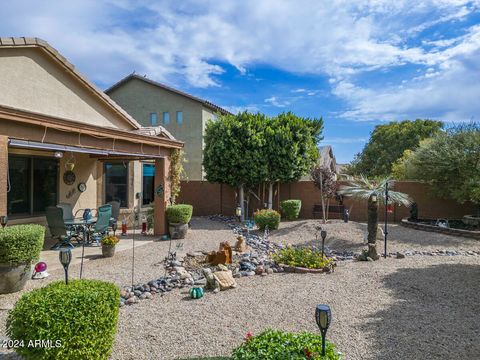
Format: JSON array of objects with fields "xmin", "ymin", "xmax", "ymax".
[{"xmin": 339, "ymin": 176, "xmax": 413, "ymax": 206}]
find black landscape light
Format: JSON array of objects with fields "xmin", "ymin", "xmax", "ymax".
[
  {"xmin": 320, "ymin": 229, "xmax": 327, "ymax": 258},
  {"xmin": 0, "ymin": 215, "xmax": 8, "ymax": 228},
  {"xmin": 316, "ymin": 304, "xmax": 332, "ymax": 356},
  {"xmin": 59, "ymin": 248, "xmax": 72, "ymax": 285}
]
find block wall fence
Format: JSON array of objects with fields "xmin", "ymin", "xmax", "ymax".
[{"xmin": 177, "ymin": 181, "xmax": 475, "ymax": 222}]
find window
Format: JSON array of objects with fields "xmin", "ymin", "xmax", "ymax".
[
  {"xmin": 163, "ymin": 112, "xmax": 170, "ymax": 125},
  {"xmin": 104, "ymin": 163, "xmax": 128, "ymax": 208},
  {"xmin": 176, "ymin": 111, "xmax": 183, "ymax": 125},
  {"xmin": 7, "ymin": 155, "xmax": 58, "ymax": 216},
  {"xmin": 142, "ymin": 163, "xmax": 155, "ymax": 206},
  {"xmin": 149, "ymin": 112, "xmax": 158, "ymax": 126}
]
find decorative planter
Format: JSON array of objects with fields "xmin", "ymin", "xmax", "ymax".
[
  {"xmin": 0, "ymin": 263, "xmax": 33, "ymax": 294},
  {"xmin": 169, "ymin": 223, "xmax": 188, "ymax": 239},
  {"xmin": 102, "ymin": 245, "xmax": 116, "ymax": 258}
]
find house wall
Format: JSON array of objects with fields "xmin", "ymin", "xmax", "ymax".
[
  {"xmin": 107, "ymin": 78, "xmax": 206, "ymax": 180},
  {"xmin": 177, "ymin": 180, "xmax": 476, "ymax": 222},
  {"xmin": 6, "ymin": 147, "xmax": 146, "ymax": 227},
  {"xmin": 0, "ymin": 48, "xmax": 133, "ymax": 130}
]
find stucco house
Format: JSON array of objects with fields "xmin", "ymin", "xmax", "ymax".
[
  {"xmin": 0, "ymin": 37, "xmax": 183, "ymax": 235},
  {"xmin": 105, "ymin": 74, "xmax": 230, "ymax": 180}
]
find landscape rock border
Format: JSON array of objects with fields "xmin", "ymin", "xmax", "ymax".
[{"xmin": 401, "ymin": 218, "xmax": 480, "ymax": 239}]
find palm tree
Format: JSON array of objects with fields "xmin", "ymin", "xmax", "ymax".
[{"xmin": 338, "ymin": 176, "xmax": 412, "ymax": 259}]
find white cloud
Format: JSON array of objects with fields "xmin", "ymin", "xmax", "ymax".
[
  {"xmin": 0, "ymin": 0, "xmax": 479, "ymax": 121},
  {"xmin": 264, "ymin": 96, "xmax": 290, "ymax": 108},
  {"xmin": 334, "ymin": 24, "xmax": 480, "ymax": 122}
]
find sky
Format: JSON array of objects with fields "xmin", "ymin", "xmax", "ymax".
[{"xmin": 1, "ymin": 0, "xmax": 479, "ymax": 163}]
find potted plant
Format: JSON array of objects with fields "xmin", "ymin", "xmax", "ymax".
[
  {"xmin": 0, "ymin": 224, "xmax": 44, "ymax": 294},
  {"xmin": 166, "ymin": 204, "xmax": 193, "ymax": 239},
  {"xmin": 101, "ymin": 235, "xmax": 119, "ymax": 258}
]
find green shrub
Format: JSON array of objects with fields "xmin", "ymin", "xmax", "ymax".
[
  {"xmin": 253, "ymin": 209, "xmax": 280, "ymax": 230},
  {"xmin": 0, "ymin": 224, "xmax": 44, "ymax": 265},
  {"xmin": 232, "ymin": 329, "xmax": 342, "ymax": 359},
  {"xmin": 273, "ymin": 247, "xmax": 336, "ymax": 270},
  {"xmin": 280, "ymin": 199, "xmax": 302, "ymax": 220},
  {"xmin": 166, "ymin": 204, "xmax": 193, "ymax": 224},
  {"xmin": 7, "ymin": 279, "xmax": 119, "ymax": 360}
]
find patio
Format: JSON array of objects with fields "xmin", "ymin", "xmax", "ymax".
[{"xmin": 40, "ymin": 230, "xmax": 158, "ymax": 272}]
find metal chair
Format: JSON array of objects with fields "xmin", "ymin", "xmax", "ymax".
[
  {"xmin": 89, "ymin": 204, "xmax": 112, "ymax": 246},
  {"xmin": 56, "ymin": 203, "xmax": 74, "ymax": 221},
  {"xmin": 107, "ymin": 201, "xmax": 120, "ymax": 235},
  {"xmin": 46, "ymin": 206, "xmax": 74, "ymax": 250}
]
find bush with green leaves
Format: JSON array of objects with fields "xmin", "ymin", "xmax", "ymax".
[
  {"xmin": 166, "ymin": 204, "xmax": 193, "ymax": 224},
  {"xmin": 0, "ymin": 224, "xmax": 44, "ymax": 265},
  {"xmin": 253, "ymin": 209, "xmax": 280, "ymax": 230},
  {"xmin": 273, "ymin": 247, "xmax": 336, "ymax": 270},
  {"xmin": 280, "ymin": 200, "xmax": 302, "ymax": 220},
  {"xmin": 232, "ymin": 329, "xmax": 342, "ymax": 359},
  {"xmin": 7, "ymin": 279, "xmax": 119, "ymax": 360}
]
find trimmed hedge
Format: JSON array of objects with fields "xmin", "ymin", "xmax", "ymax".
[
  {"xmin": 166, "ymin": 204, "xmax": 193, "ymax": 224},
  {"xmin": 7, "ymin": 279, "xmax": 119, "ymax": 360},
  {"xmin": 253, "ymin": 209, "xmax": 280, "ymax": 231},
  {"xmin": 280, "ymin": 199, "xmax": 302, "ymax": 220},
  {"xmin": 232, "ymin": 329, "xmax": 342, "ymax": 359},
  {"xmin": 0, "ymin": 224, "xmax": 44, "ymax": 265}
]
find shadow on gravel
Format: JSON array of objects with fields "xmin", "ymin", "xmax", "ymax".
[{"xmin": 360, "ymin": 263, "xmax": 480, "ymax": 360}]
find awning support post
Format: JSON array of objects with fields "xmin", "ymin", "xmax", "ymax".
[{"xmin": 154, "ymin": 156, "xmax": 171, "ymax": 236}]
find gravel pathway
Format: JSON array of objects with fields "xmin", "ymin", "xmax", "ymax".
[{"xmin": 1, "ymin": 217, "xmax": 479, "ymax": 360}]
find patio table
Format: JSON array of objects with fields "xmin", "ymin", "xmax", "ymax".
[{"xmin": 64, "ymin": 217, "xmax": 97, "ymax": 245}]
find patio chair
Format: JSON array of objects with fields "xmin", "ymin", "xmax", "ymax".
[
  {"xmin": 107, "ymin": 201, "xmax": 120, "ymax": 235},
  {"xmin": 46, "ymin": 206, "xmax": 74, "ymax": 250},
  {"xmin": 56, "ymin": 203, "xmax": 74, "ymax": 221},
  {"xmin": 89, "ymin": 204, "xmax": 112, "ymax": 246}
]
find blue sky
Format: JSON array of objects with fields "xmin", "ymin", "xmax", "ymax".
[{"xmin": 1, "ymin": 1, "xmax": 479, "ymax": 163}]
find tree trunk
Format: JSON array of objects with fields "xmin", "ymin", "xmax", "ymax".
[
  {"xmin": 267, "ymin": 182, "xmax": 273, "ymax": 209},
  {"xmin": 239, "ymin": 185, "xmax": 245, "ymax": 222},
  {"xmin": 367, "ymin": 195, "xmax": 379, "ymax": 259},
  {"xmin": 320, "ymin": 172, "xmax": 326, "ymax": 224}
]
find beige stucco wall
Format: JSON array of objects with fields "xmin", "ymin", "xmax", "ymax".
[
  {"xmin": 0, "ymin": 48, "xmax": 134, "ymax": 130},
  {"xmin": 107, "ymin": 78, "xmax": 206, "ymax": 180}
]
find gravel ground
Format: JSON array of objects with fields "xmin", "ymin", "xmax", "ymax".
[{"xmin": 1, "ymin": 217, "xmax": 479, "ymax": 360}]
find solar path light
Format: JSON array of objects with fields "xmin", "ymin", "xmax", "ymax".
[{"xmin": 315, "ymin": 304, "xmax": 332, "ymax": 356}]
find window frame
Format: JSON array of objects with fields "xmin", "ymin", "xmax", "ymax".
[
  {"xmin": 176, "ymin": 111, "xmax": 183, "ymax": 125},
  {"xmin": 162, "ymin": 111, "xmax": 170, "ymax": 125},
  {"xmin": 7, "ymin": 154, "xmax": 59, "ymax": 218},
  {"xmin": 149, "ymin": 112, "xmax": 158, "ymax": 126},
  {"xmin": 141, "ymin": 162, "xmax": 155, "ymax": 207},
  {"xmin": 103, "ymin": 162, "xmax": 129, "ymax": 209}
]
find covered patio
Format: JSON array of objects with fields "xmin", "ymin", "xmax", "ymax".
[{"xmin": 0, "ymin": 37, "xmax": 184, "ymax": 247}]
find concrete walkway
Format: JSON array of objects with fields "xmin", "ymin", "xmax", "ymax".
[{"xmin": 40, "ymin": 231, "xmax": 159, "ymax": 272}]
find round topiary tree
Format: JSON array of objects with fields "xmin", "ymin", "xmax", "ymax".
[{"xmin": 7, "ymin": 279, "xmax": 119, "ymax": 360}]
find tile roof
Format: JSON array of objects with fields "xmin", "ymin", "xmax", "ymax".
[
  {"xmin": 105, "ymin": 73, "xmax": 232, "ymax": 115},
  {"xmin": 0, "ymin": 37, "xmax": 144, "ymax": 130}
]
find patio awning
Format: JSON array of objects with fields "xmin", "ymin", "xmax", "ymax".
[{"xmin": 8, "ymin": 139, "xmax": 165, "ymax": 158}]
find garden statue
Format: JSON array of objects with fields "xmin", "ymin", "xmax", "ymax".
[
  {"xmin": 235, "ymin": 235, "xmax": 248, "ymax": 253},
  {"xmin": 409, "ymin": 202, "xmax": 418, "ymax": 221},
  {"xmin": 206, "ymin": 241, "xmax": 233, "ymax": 265},
  {"xmin": 203, "ymin": 268, "xmax": 220, "ymax": 293}
]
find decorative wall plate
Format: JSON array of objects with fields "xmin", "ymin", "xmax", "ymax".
[
  {"xmin": 63, "ymin": 171, "xmax": 76, "ymax": 185},
  {"xmin": 78, "ymin": 182, "xmax": 87, "ymax": 193}
]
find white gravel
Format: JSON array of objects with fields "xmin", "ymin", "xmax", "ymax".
[{"xmin": 1, "ymin": 217, "xmax": 479, "ymax": 360}]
